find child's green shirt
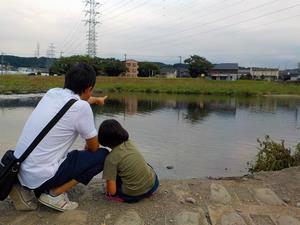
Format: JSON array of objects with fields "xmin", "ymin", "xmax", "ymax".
[{"xmin": 103, "ymin": 140, "xmax": 155, "ymax": 196}]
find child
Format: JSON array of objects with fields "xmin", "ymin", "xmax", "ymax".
[{"xmin": 98, "ymin": 119, "xmax": 159, "ymax": 203}]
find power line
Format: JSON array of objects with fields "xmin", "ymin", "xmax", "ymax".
[
  {"xmin": 125, "ymin": 0, "xmax": 282, "ymax": 48},
  {"xmin": 101, "ymin": 0, "xmax": 134, "ymax": 17},
  {"xmin": 63, "ymin": 26, "xmax": 86, "ymax": 55},
  {"xmin": 102, "ymin": 0, "xmax": 151, "ymax": 21},
  {"xmin": 136, "ymin": 3, "xmax": 300, "ymax": 51},
  {"xmin": 101, "ymin": 0, "xmax": 239, "ymax": 37},
  {"xmin": 57, "ymin": 11, "xmax": 85, "ymax": 52},
  {"xmin": 247, "ymin": 13, "xmax": 300, "ymax": 31}
]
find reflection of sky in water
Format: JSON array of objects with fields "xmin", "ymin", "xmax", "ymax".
[{"xmin": 1, "ymin": 94, "xmax": 300, "ymax": 179}]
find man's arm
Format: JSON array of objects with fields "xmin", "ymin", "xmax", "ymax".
[
  {"xmin": 88, "ymin": 96, "xmax": 107, "ymax": 105},
  {"xmin": 106, "ymin": 180, "xmax": 117, "ymax": 196},
  {"xmin": 85, "ymin": 136, "xmax": 99, "ymax": 152}
]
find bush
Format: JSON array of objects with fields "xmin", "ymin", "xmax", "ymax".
[{"xmin": 248, "ymin": 135, "xmax": 300, "ymax": 173}]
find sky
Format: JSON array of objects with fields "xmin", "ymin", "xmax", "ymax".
[{"xmin": 0, "ymin": 0, "xmax": 300, "ymax": 68}]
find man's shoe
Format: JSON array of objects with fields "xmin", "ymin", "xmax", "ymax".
[
  {"xmin": 9, "ymin": 184, "xmax": 37, "ymax": 211},
  {"xmin": 38, "ymin": 193, "xmax": 78, "ymax": 212}
]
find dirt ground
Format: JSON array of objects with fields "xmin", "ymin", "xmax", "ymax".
[{"xmin": 0, "ymin": 167, "xmax": 300, "ymax": 225}]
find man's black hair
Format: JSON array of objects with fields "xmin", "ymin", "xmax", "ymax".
[
  {"xmin": 64, "ymin": 63, "xmax": 96, "ymax": 94},
  {"xmin": 98, "ymin": 119, "xmax": 129, "ymax": 148}
]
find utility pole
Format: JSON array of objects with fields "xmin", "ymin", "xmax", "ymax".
[
  {"xmin": 35, "ymin": 43, "xmax": 40, "ymax": 58},
  {"xmin": 1, "ymin": 52, "xmax": 4, "ymax": 75},
  {"xmin": 1, "ymin": 52, "xmax": 5, "ymax": 75},
  {"xmin": 84, "ymin": 0, "xmax": 100, "ymax": 58},
  {"xmin": 46, "ymin": 43, "xmax": 55, "ymax": 72},
  {"xmin": 47, "ymin": 43, "xmax": 55, "ymax": 58},
  {"xmin": 178, "ymin": 56, "xmax": 182, "ymax": 78}
]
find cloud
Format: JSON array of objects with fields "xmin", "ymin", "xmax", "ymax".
[{"xmin": 0, "ymin": 0, "xmax": 299, "ymax": 68}]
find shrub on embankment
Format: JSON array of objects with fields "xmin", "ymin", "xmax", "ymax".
[{"xmin": 249, "ymin": 135, "xmax": 300, "ymax": 173}]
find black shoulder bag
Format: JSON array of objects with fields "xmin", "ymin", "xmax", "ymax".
[{"xmin": 0, "ymin": 99, "xmax": 77, "ymax": 201}]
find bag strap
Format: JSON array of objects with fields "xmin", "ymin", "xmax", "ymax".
[{"xmin": 19, "ymin": 98, "xmax": 77, "ymax": 163}]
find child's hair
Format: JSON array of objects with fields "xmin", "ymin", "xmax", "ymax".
[
  {"xmin": 64, "ymin": 63, "xmax": 96, "ymax": 94},
  {"xmin": 98, "ymin": 119, "xmax": 129, "ymax": 148}
]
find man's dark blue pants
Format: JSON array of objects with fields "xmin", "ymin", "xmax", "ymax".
[{"xmin": 34, "ymin": 148, "xmax": 109, "ymax": 197}]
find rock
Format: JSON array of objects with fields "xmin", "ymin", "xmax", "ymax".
[
  {"xmin": 185, "ymin": 197, "xmax": 196, "ymax": 204},
  {"xmin": 242, "ymin": 178, "xmax": 248, "ymax": 181},
  {"xmin": 282, "ymin": 197, "xmax": 291, "ymax": 204},
  {"xmin": 105, "ymin": 214, "xmax": 111, "ymax": 220},
  {"xmin": 254, "ymin": 188, "xmax": 285, "ymax": 206},
  {"xmin": 296, "ymin": 202, "xmax": 300, "ymax": 208},
  {"xmin": 221, "ymin": 212, "xmax": 247, "ymax": 225},
  {"xmin": 277, "ymin": 216, "xmax": 300, "ymax": 225},
  {"xmin": 210, "ymin": 183, "xmax": 232, "ymax": 204},
  {"xmin": 175, "ymin": 211, "xmax": 199, "ymax": 225},
  {"xmin": 115, "ymin": 210, "xmax": 144, "ymax": 225},
  {"xmin": 166, "ymin": 166, "xmax": 174, "ymax": 170},
  {"xmin": 169, "ymin": 219, "xmax": 174, "ymax": 223}
]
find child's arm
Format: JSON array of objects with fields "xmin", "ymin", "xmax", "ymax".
[{"xmin": 106, "ymin": 180, "xmax": 117, "ymax": 196}]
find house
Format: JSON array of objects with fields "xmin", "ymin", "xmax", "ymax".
[
  {"xmin": 177, "ymin": 68, "xmax": 191, "ymax": 78},
  {"xmin": 280, "ymin": 69, "xmax": 300, "ymax": 81},
  {"xmin": 173, "ymin": 63, "xmax": 191, "ymax": 78},
  {"xmin": 159, "ymin": 67, "xmax": 177, "ymax": 78},
  {"xmin": 209, "ymin": 63, "xmax": 239, "ymax": 80},
  {"xmin": 17, "ymin": 67, "xmax": 49, "ymax": 75},
  {"xmin": 238, "ymin": 67, "xmax": 251, "ymax": 79},
  {"xmin": 18, "ymin": 67, "xmax": 36, "ymax": 74},
  {"xmin": 250, "ymin": 67, "xmax": 279, "ymax": 80},
  {"xmin": 125, "ymin": 59, "xmax": 139, "ymax": 77}
]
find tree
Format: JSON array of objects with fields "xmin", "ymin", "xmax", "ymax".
[
  {"xmin": 184, "ymin": 55, "xmax": 213, "ymax": 78},
  {"xmin": 239, "ymin": 73, "xmax": 252, "ymax": 80},
  {"xmin": 103, "ymin": 59, "xmax": 126, "ymax": 76},
  {"xmin": 138, "ymin": 62, "xmax": 160, "ymax": 77},
  {"xmin": 50, "ymin": 56, "xmax": 126, "ymax": 76},
  {"xmin": 50, "ymin": 55, "xmax": 94, "ymax": 75}
]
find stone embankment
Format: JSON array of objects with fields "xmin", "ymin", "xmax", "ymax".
[{"xmin": 1, "ymin": 167, "xmax": 300, "ymax": 225}]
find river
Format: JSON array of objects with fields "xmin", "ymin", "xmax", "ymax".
[{"xmin": 1, "ymin": 93, "xmax": 300, "ymax": 179}]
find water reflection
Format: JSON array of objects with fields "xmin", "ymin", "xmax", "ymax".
[
  {"xmin": 1, "ymin": 93, "xmax": 300, "ymax": 179},
  {"xmin": 1, "ymin": 94, "xmax": 300, "ymax": 119},
  {"xmin": 89, "ymin": 94, "xmax": 300, "ymax": 124}
]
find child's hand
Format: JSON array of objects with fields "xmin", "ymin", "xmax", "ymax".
[{"xmin": 105, "ymin": 193, "xmax": 124, "ymax": 202}]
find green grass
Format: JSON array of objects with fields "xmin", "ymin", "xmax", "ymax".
[{"xmin": 0, "ymin": 75, "xmax": 300, "ymax": 96}]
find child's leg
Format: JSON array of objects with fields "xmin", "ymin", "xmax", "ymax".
[{"xmin": 117, "ymin": 175, "xmax": 159, "ymax": 203}]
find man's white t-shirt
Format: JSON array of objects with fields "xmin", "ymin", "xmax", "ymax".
[{"xmin": 14, "ymin": 88, "xmax": 97, "ymax": 189}]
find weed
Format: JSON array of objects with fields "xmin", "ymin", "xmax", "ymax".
[{"xmin": 249, "ymin": 135, "xmax": 300, "ymax": 173}]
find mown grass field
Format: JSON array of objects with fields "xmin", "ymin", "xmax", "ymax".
[{"xmin": 0, "ymin": 75, "xmax": 299, "ymax": 96}]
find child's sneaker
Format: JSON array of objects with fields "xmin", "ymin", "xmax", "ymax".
[
  {"xmin": 9, "ymin": 183, "xmax": 37, "ymax": 211},
  {"xmin": 38, "ymin": 192, "xmax": 78, "ymax": 211}
]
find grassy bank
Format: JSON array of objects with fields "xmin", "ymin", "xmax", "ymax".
[{"xmin": 0, "ymin": 75, "xmax": 300, "ymax": 96}]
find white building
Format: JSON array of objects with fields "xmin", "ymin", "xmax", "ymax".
[{"xmin": 250, "ymin": 67, "xmax": 279, "ymax": 80}]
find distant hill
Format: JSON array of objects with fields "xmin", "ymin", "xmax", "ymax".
[{"xmin": 2, "ymin": 55, "xmax": 54, "ymax": 68}]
